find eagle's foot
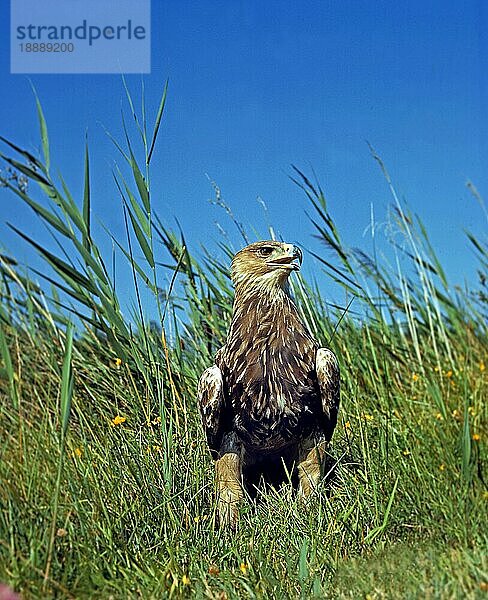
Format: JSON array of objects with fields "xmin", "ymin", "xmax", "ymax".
[
  {"xmin": 215, "ymin": 452, "xmax": 243, "ymax": 528},
  {"xmin": 298, "ymin": 438, "xmax": 327, "ymax": 499},
  {"xmin": 217, "ymin": 486, "xmax": 242, "ymax": 528}
]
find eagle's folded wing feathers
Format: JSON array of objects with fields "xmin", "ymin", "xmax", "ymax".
[
  {"xmin": 316, "ymin": 347, "xmax": 340, "ymax": 427},
  {"xmin": 197, "ymin": 364, "xmax": 226, "ymax": 458}
]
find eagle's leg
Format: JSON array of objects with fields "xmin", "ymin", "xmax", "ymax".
[
  {"xmin": 297, "ymin": 434, "xmax": 327, "ymax": 498},
  {"xmin": 215, "ymin": 432, "xmax": 243, "ymax": 527}
]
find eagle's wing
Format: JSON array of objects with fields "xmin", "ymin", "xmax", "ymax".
[
  {"xmin": 315, "ymin": 348, "xmax": 340, "ymax": 435},
  {"xmin": 198, "ymin": 364, "xmax": 226, "ymax": 459}
]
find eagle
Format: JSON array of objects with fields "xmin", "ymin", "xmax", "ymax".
[{"xmin": 197, "ymin": 241, "xmax": 340, "ymax": 526}]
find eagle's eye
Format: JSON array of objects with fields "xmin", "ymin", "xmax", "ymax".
[{"xmin": 257, "ymin": 246, "xmax": 274, "ymax": 258}]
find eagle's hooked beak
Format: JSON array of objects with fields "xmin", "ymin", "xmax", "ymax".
[
  {"xmin": 268, "ymin": 244, "xmax": 303, "ymax": 271},
  {"xmin": 292, "ymin": 245, "xmax": 303, "ymax": 269}
]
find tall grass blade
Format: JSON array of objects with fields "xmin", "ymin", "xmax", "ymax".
[
  {"xmin": 7, "ymin": 224, "xmax": 99, "ymax": 296},
  {"xmin": 83, "ymin": 139, "xmax": 91, "ymax": 253},
  {"xmin": 461, "ymin": 409, "xmax": 472, "ymax": 482},
  {"xmin": 0, "ymin": 153, "xmax": 50, "ymax": 186},
  {"xmin": 364, "ymin": 476, "xmax": 400, "ymax": 544},
  {"xmin": 147, "ymin": 79, "xmax": 168, "ymax": 165},
  {"xmin": 44, "ymin": 322, "xmax": 74, "ymax": 587},
  {"xmin": 60, "ymin": 323, "xmax": 74, "ymax": 437},
  {"xmin": 126, "ymin": 204, "xmax": 155, "ymax": 268},
  {"xmin": 113, "ymin": 170, "xmax": 150, "ymax": 236},
  {"xmin": 0, "ymin": 177, "xmax": 71, "ymax": 238},
  {"xmin": 31, "ymin": 86, "xmax": 50, "ymax": 173},
  {"xmin": 0, "ymin": 135, "xmax": 47, "ymax": 175},
  {"xmin": 131, "ymin": 155, "xmax": 150, "ymax": 213},
  {"xmin": 0, "ymin": 325, "xmax": 18, "ymax": 409}
]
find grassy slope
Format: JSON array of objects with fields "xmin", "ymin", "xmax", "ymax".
[{"xmin": 0, "ymin": 93, "xmax": 487, "ymax": 598}]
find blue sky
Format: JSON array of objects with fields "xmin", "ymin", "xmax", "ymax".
[{"xmin": 0, "ymin": 0, "xmax": 486, "ymax": 313}]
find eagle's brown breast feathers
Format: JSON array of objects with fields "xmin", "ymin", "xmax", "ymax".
[{"xmin": 216, "ymin": 290, "xmax": 321, "ymax": 451}]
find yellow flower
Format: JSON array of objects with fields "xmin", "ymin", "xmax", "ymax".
[
  {"xmin": 412, "ymin": 373, "xmax": 419, "ymax": 382},
  {"xmin": 434, "ymin": 365, "xmax": 440, "ymax": 372},
  {"xmin": 472, "ymin": 433, "xmax": 481, "ymax": 442},
  {"xmin": 194, "ymin": 514, "xmax": 208, "ymax": 523},
  {"xmin": 435, "ymin": 412, "xmax": 443, "ymax": 421},
  {"xmin": 145, "ymin": 445, "xmax": 162, "ymax": 454},
  {"xmin": 240, "ymin": 562, "xmax": 249, "ymax": 575},
  {"xmin": 452, "ymin": 409, "xmax": 460, "ymax": 419},
  {"xmin": 403, "ymin": 450, "xmax": 411, "ymax": 456},
  {"xmin": 468, "ymin": 406, "xmax": 475, "ymax": 416},
  {"xmin": 344, "ymin": 421, "xmax": 351, "ymax": 429},
  {"xmin": 73, "ymin": 447, "xmax": 83, "ymax": 458},
  {"xmin": 445, "ymin": 370, "xmax": 453, "ymax": 378},
  {"xmin": 111, "ymin": 415, "xmax": 126, "ymax": 426},
  {"xmin": 479, "ymin": 361, "xmax": 485, "ymax": 372},
  {"xmin": 111, "ymin": 357, "xmax": 122, "ymax": 369},
  {"xmin": 181, "ymin": 574, "xmax": 190, "ymax": 586},
  {"xmin": 439, "ymin": 464, "xmax": 445, "ymax": 471},
  {"xmin": 363, "ymin": 414, "xmax": 373, "ymax": 421}
]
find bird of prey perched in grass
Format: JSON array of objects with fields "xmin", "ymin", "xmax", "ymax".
[{"xmin": 198, "ymin": 241, "xmax": 340, "ymax": 527}]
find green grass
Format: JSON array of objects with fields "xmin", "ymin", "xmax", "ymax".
[{"xmin": 0, "ymin": 86, "xmax": 487, "ymax": 598}]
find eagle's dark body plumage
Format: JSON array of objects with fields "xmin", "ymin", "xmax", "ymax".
[
  {"xmin": 198, "ymin": 241, "xmax": 340, "ymax": 526},
  {"xmin": 216, "ymin": 294, "xmax": 324, "ymax": 452}
]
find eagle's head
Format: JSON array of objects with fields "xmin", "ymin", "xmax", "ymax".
[{"xmin": 231, "ymin": 241, "xmax": 303, "ymax": 295}]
